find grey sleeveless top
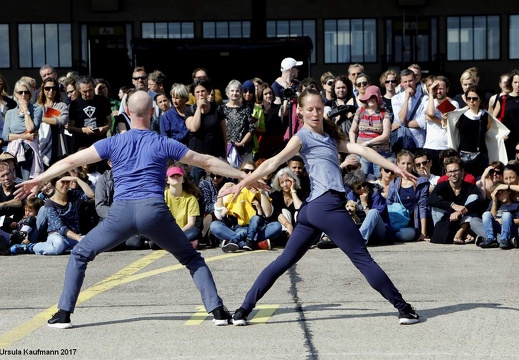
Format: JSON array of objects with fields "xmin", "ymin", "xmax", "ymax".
[{"xmin": 296, "ymin": 127, "xmax": 345, "ymax": 201}]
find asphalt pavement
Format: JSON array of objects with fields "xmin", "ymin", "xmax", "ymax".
[{"xmin": 1, "ymin": 241, "xmax": 518, "ymax": 360}]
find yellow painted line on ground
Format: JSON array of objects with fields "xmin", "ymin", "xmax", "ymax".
[
  {"xmin": 249, "ymin": 305, "xmax": 280, "ymax": 324},
  {"xmin": 0, "ymin": 249, "xmax": 258, "ymax": 349},
  {"xmin": 184, "ymin": 306, "xmax": 210, "ymax": 325}
]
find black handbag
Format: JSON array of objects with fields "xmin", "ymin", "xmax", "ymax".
[{"xmin": 459, "ymin": 118, "xmax": 482, "ymax": 165}]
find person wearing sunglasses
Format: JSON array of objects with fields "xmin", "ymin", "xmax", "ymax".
[
  {"xmin": 379, "ymin": 69, "xmax": 398, "ymax": 116},
  {"xmin": 320, "ymin": 72, "xmax": 335, "ymax": 103},
  {"xmin": 476, "ymin": 161, "xmax": 505, "ymax": 205},
  {"xmin": 3, "ymin": 79, "xmax": 43, "ymax": 180},
  {"xmin": 344, "ymin": 169, "xmax": 393, "ymax": 245},
  {"xmin": 414, "ymin": 150, "xmax": 440, "ymax": 193},
  {"xmin": 446, "ymin": 85, "xmax": 509, "ymax": 179},
  {"xmin": 374, "ymin": 158, "xmax": 397, "ymax": 199},
  {"xmin": 36, "ymin": 77, "xmax": 69, "ymax": 168},
  {"xmin": 347, "ymin": 73, "xmax": 371, "ymax": 116},
  {"xmin": 198, "ymin": 170, "xmax": 228, "ymax": 247}
]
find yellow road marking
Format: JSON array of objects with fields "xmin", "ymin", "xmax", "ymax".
[
  {"xmin": 184, "ymin": 306, "xmax": 209, "ymax": 325},
  {"xmin": 0, "ymin": 249, "xmax": 266, "ymax": 349},
  {"xmin": 249, "ymin": 305, "xmax": 280, "ymax": 324}
]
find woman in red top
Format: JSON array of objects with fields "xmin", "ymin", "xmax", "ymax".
[{"xmin": 349, "ymin": 85, "xmax": 391, "ymax": 178}]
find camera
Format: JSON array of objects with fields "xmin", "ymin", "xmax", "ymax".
[
  {"xmin": 327, "ymin": 104, "xmax": 356, "ymax": 119},
  {"xmin": 282, "ymin": 87, "xmax": 297, "ymax": 99}
]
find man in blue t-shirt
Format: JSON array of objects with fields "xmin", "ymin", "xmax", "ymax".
[{"xmin": 16, "ymin": 91, "xmax": 251, "ymax": 329}]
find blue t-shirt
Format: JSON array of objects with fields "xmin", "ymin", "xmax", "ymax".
[
  {"xmin": 296, "ymin": 127, "xmax": 345, "ymax": 201},
  {"xmin": 94, "ymin": 129, "xmax": 189, "ymax": 200}
]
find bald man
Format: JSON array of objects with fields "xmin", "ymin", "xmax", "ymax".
[{"xmin": 16, "ymin": 90, "xmax": 248, "ymax": 329}]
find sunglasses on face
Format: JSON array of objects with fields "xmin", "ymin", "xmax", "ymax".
[
  {"xmin": 133, "ymin": 75, "xmax": 147, "ymax": 81},
  {"xmin": 243, "ymin": 168, "xmax": 254, "ymax": 174},
  {"xmin": 415, "ymin": 160, "xmax": 429, "ymax": 168},
  {"xmin": 383, "ymin": 168, "xmax": 395, "ymax": 175},
  {"xmin": 243, "ymin": 90, "xmax": 253, "ymax": 94},
  {"xmin": 515, "ymin": 149, "xmax": 519, "ymax": 153},
  {"xmin": 489, "ymin": 169, "xmax": 502, "ymax": 175},
  {"xmin": 208, "ymin": 173, "xmax": 222, "ymax": 179},
  {"xmin": 385, "ymin": 80, "xmax": 397, "ymax": 84},
  {"xmin": 326, "ymin": 81, "xmax": 335, "ymax": 86},
  {"xmin": 44, "ymin": 86, "xmax": 57, "ymax": 91},
  {"xmin": 466, "ymin": 96, "xmax": 480, "ymax": 102},
  {"xmin": 354, "ymin": 183, "xmax": 367, "ymax": 191},
  {"xmin": 356, "ymin": 81, "xmax": 368, "ymax": 87},
  {"xmin": 16, "ymin": 90, "xmax": 30, "ymax": 95}
]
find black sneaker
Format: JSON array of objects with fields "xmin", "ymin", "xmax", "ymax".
[
  {"xmin": 222, "ymin": 242, "xmax": 239, "ymax": 253},
  {"xmin": 242, "ymin": 240, "xmax": 253, "ymax": 251},
  {"xmin": 232, "ymin": 307, "xmax": 249, "ymax": 326},
  {"xmin": 510, "ymin": 237, "xmax": 518, "ymax": 248},
  {"xmin": 211, "ymin": 306, "xmax": 231, "ymax": 326},
  {"xmin": 475, "ymin": 235, "xmax": 484, "ymax": 247},
  {"xmin": 48, "ymin": 310, "xmax": 72, "ymax": 329},
  {"xmin": 499, "ymin": 238, "xmax": 510, "ymax": 250},
  {"xmin": 398, "ymin": 304, "xmax": 420, "ymax": 325},
  {"xmin": 479, "ymin": 238, "xmax": 498, "ymax": 248}
]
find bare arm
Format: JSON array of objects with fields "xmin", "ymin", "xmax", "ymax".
[
  {"xmin": 15, "ymin": 146, "xmax": 102, "ymax": 199},
  {"xmin": 179, "ymin": 150, "xmax": 245, "ymax": 181}
]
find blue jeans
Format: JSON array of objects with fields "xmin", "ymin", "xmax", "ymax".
[
  {"xmin": 32, "ymin": 233, "xmax": 79, "ymax": 255},
  {"xmin": 359, "ymin": 209, "xmax": 386, "ymax": 244},
  {"xmin": 482, "ymin": 211, "xmax": 517, "ymax": 240},
  {"xmin": 240, "ymin": 190, "xmax": 408, "ymax": 314},
  {"xmin": 210, "ymin": 216, "xmax": 282, "ymax": 247},
  {"xmin": 57, "ymin": 198, "xmax": 223, "ymax": 313},
  {"xmin": 361, "ymin": 150, "xmax": 390, "ymax": 179}
]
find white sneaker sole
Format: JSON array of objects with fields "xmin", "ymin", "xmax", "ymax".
[
  {"xmin": 48, "ymin": 322, "xmax": 72, "ymax": 329},
  {"xmin": 232, "ymin": 319, "xmax": 247, "ymax": 326},
  {"xmin": 212, "ymin": 318, "xmax": 230, "ymax": 326},
  {"xmin": 399, "ymin": 318, "xmax": 419, "ymax": 325},
  {"xmin": 222, "ymin": 243, "xmax": 239, "ymax": 253}
]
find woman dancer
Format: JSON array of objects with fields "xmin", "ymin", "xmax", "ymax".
[{"xmin": 222, "ymin": 88, "xmax": 420, "ymax": 326}]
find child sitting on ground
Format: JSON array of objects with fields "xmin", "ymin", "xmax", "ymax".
[
  {"xmin": 9, "ymin": 197, "xmax": 45, "ymax": 246},
  {"xmin": 479, "ymin": 187, "xmax": 519, "ymax": 249}
]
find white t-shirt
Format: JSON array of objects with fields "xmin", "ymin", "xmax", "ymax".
[{"xmin": 424, "ymin": 98, "xmax": 459, "ymax": 150}]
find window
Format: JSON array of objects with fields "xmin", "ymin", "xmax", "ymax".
[
  {"xmin": 511, "ymin": 16, "xmax": 519, "ymax": 59},
  {"xmin": 18, "ymin": 24, "xmax": 72, "ymax": 68},
  {"xmin": 324, "ymin": 19, "xmax": 376, "ymax": 64},
  {"xmin": 0, "ymin": 24, "xmax": 9, "ymax": 68},
  {"xmin": 203, "ymin": 21, "xmax": 250, "ymax": 38},
  {"xmin": 267, "ymin": 20, "xmax": 316, "ymax": 63},
  {"xmin": 142, "ymin": 22, "xmax": 194, "ymax": 39},
  {"xmin": 447, "ymin": 16, "xmax": 499, "ymax": 61}
]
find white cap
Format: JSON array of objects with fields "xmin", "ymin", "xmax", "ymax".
[{"xmin": 280, "ymin": 57, "xmax": 303, "ymax": 71}]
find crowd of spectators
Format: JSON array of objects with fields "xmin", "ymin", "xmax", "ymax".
[{"xmin": 2, "ymin": 60, "xmax": 519, "ymax": 256}]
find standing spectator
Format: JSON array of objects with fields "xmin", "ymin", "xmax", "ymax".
[
  {"xmin": 186, "ymin": 68, "xmax": 223, "ymax": 105},
  {"xmin": 256, "ymin": 83, "xmax": 285, "ymax": 159},
  {"xmin": 67, "ymin": 76, "xmax": 111, "ymax": 153},
  {"xmin": 348, "ymin": 63, "xmax": 364, "ymax": 97},
  {"xmin": 147, "ymin": 70, "xmax": 167, "ymax": 95},
  {"xmin": 3, "ymin": 79, "xmax": 43, "ymax": 179},
  {"xmin": 36, "ymin": 77, "xmax": 69, "ymax": 167},
  {"xmin": 0, "ymin": 73, "xmax": 17, "ymax": 119},
  {"xmin": 380, "ymin": 69, "xmax": 398, "ymax": 116},
  {"xmin": 493, "ymin": 69, "xmax": 519, "ymax": 160},
  {"xmin": 32, "ymin": 64, "xmax": 69, "ymax": 104},
  {"xmin": 424, "ymin": 76, "xmax": 459, "ymax": 174},
  {"xmin": 391, "ymin": 69, "xmax": 427, "ymax": 151},
  {"xmin": 160, "ymin": 83, "xmax": 192, "ymax": 143},
  {"xmin": 452, "ymin": 67, "xmax": 478, "ymax": 108},
  {"xmin": 185, "ymin": 78, "xmax": 227, "ymax": 185},
  {"xmin": 94, "ymin": 78, "xmax": 120, "ymax": 136},
  {"xmin": 219, "ymin": 79, "xmax": 255, "ymax": 165},
  {"xmin": 488, "ymin": 73, "xmax": 510, "ymax": 117},
  {"xmin": 349, "ymin": 85, "xmax": 391, "ymax": 178},
  {"xmin": 325, "ymin": 75, "xmax": 355, "ymax": 135},
  {"xmin": 152, "ymin": 93, "xmax": 171, "ymax": 134},
  {"xmin": 272, "ymin": 57, "xmax": 303, "ymax": 105},
  {"xmin": 63, "ymin": 77, "xmax": 79, "ymax": 103},
  {"xmin": 320, "ymin": 72, "xmax": 335, "ymax": 102},
  {"xmin": 446, "ymin": 85, "xmax": 509, "ymax": 178},
  {"xmin": 347, "ymin": 73, "xmax": 371, "ymax": 115}
]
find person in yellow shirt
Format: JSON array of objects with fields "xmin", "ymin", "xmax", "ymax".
[{"xmin": 160, "ymin": 166, "xmax": 202, "ymax": 249}]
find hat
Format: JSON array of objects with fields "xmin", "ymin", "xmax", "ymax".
[
  {"xmin": 166, "ymin": 166, "xmax": 185, "ymax": 177},
  {"xmin": 280, "ymin": 57, "xmax": 303, "ymax": 72},
  {"xmin": 359, "ymin": 85, "xmax": 383, "ymax": 106},
  {"xmin": 0, "ymin": 152, "xmax": 15, "ymax": 162},
  {"xmin": 242, "ymin": 80, "xmax": 255, "ymax": 93}
]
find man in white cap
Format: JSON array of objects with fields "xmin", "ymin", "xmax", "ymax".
[{"xmin": 272, "ymin": 57, "xmax": 303, "ymax": 105}]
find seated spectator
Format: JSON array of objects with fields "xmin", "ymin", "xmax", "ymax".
[
  {"xmin": 287, "ymin": 155, "xmax": 310, "ymax": 200},
  {"xmin": 387, "ymin": 150, "xmax": 429, "ymax": 242},
  {"xmin": 7, "ymin": 197, "xmax": 44, "ymax": 247},
  {"xmin": 198, "ymin": 171, "xmax": 228, "ymax": 247},
  {"xmin": 37, "ymin": 180, "xmax": 55, "ymax": 202},
  {"xmin": 414, "ymin": 150, "xmax": 440, "ymax": 193},
  {"xmin": 210, "ymin": 162, "xmax": 281, "ymax": 252},
  {"xmin": 373, "ymin": 157, "xmax": 397, "ymax": 199},
  {"xmin": 10, "ymin": 172, "xmax": 94, "ymax": 255},
  {"xmin": 345, "ymin": 169, "xmax": 393, "ymax": 245},
  {"xmin": 267, "ymin": 167, "xmax": 303, "ymax": 243},
  {"xmin": 478, "ymin": 186, "xmax": 519, "ymax": 249},
  {"xmin": 437, "ymin": 149, "xmax": 477, "ymax": 185},
  {"xmin": 160, "ymin": 166, "xmax": 202, "ymax": 249},
  {"xmin": 476, "ymin": 162, "xmax": 505, "ymax": 207},
  {"xmin": 0, "ymin": 162, "xmax": 24, "ymax": 239},
  {"xmin": 94, "ymin": 159, "xmax": 147, "ymax": 250},
  {"xmin": 428, "ymin": 156, "xmax": 482, "ymax": 244}
]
